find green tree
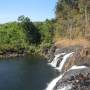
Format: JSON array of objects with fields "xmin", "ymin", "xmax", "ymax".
[{"xmin": 18, "ymin": 15, "xmax": 41, "ymax": 44}]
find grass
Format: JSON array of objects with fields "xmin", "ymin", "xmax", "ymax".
[{"xmin": 54, "ymin": 38, "xmax": 90, "ymax": 48}]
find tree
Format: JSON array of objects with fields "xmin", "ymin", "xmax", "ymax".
[
  {"xmin": 18, "ymin": 15, "xmax": 41, "ymax": 44},
  {"xmin": 55, "ymin": 0, "xmax": 90, "ymax": 39}
]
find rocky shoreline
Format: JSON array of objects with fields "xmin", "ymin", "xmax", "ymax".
[
  {"xmin": 54, "ymin": 68, "xmax": 90, "ymax": 90},
  {"xmin": 47, "ymin": 44, "xmax": 90, "ymax": 90},
  {"xmin": 0, "ymin": 49, "xmax": 27, "ymax": 58},
  {"xmin": 0, "ymin": 53, "xmax": 26, "ymax": 58}
]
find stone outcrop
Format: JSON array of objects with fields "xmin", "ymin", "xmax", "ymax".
[
  {"xmin": 54, "ymin": 68, "xmax": 90, "ymax": 90},
  {"xmin": 48, "ymin": 45, "xmax": 90, "ymax": 90},
  {"xmin": 63, "ymin": 47, "xmax": 90, "ymax": 71},
  {"xmin": 48, "ymin": 45, "xmax": 90, "ymax": 72}
]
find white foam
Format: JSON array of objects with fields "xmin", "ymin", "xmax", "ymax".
[
  {"xmin": 45, "ymin": 74, "xmax": 64, "ymax": 90},
  {"xmin": 46, "ymin": 52, "xmax": 74, "ymax": 90},
  {"xmin": 56, "ymin": 52, "xmax": 74, "ymax": 71},
  {"xmin": 49, "ymin": 53, "xmax": 65, "ymax": 68},
  {"xmin": 46, "ymin": 52, "xmax": 87, "ymax": 90},
  {"xmin": 45, "ymin": 65, "xmax": 87, "ymax": 90},
  {"xmin": 70, "ymin": 65, "xmax": 87, "ymax": 70}
]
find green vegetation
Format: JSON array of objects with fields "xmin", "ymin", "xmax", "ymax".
[
  {"xmin": 18, "ymin": 15, "xmax": 41, "ymax": 44},
  {"xmin": 0, "ymin": 22, "xmax": 27, "ymax": 53},
  {"xmin": 0, "ymin": 16, "xmax": 54, "ymax": 56},
  {"xmin": 0, "ymin": 0, "xmax": 90, "ymax": 56}
]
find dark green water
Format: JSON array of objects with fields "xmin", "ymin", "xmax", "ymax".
[{"xmin": 0, "ymin": 56, "xmax": 58, "ymax": 90}]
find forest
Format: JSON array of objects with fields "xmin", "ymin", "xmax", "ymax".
[
  {"xmin": 55, "ymin": 0, "xmax": 90, "ymax": 39},
  {"xmin": 0, "ymin": 15, "xmax": 54, "ymax": 55}
]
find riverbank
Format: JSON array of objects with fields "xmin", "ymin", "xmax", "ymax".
[
  {"xmin": 0, "ymin": 38, "xmax": 90, "ymax": 90},
  {"xmin": 0, "ymin": 44, "xmax": 51, "ymax": 58},
  {"xmin": 0, "ymin": 38, "xmax": 90, "ymax": 59},
  {"xmin": 46, "ymin": 39, "xmax": 90, "ymax": 90},
  {"xmin": 0, "ymin": 53, "xmax": 26, "ymax": 58}
]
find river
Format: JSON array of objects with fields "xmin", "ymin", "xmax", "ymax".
[{"xmin": 0, "ymin": 55, "xmax": 58, "ymax": 90}]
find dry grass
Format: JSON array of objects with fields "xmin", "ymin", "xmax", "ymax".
[{"xmin": 54, "ymin": 38, "xmax": 90, "ymax": 48}]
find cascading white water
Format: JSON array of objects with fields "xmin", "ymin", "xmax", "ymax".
[
  {"xmin": 70, "ymin": 65, "xmax": 87, "ymax": 70},
  {"xmin": 46, "ymin": 51, "xmax": 87, "ymax": 90},
  {"xmin": 46, "ymin": 52, "xmax": 74, "ymax": 90},
  {"xmin": 45, "ymin": 74, "xmax": 64, "ymax": 90},
  {"xmin": 49, "ymin": 52, "xmax": 74, "ymax": 71},
  {"xmin": 50, "ymin": 53, "xmax": 65, "ymax": 68},
  {"xmin": 56, "ymin": 52, "xmax": 73, "ymax": 71},
  {"xmin": 45, "ymin": 65, "xmax": 87, "ymax": 90}
]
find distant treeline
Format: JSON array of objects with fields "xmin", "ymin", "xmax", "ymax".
[{"xmin": 0, "ymin": 15, "xmax": 54, "ymax": 55}]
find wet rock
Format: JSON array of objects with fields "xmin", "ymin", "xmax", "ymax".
[
  {"xmin": 53, "ymin": 68, "xmax": 90, "ymax": 90},
  {"xmin": 56, "ymin": 60, "xmax": 61, "ymax": 67},
  {"xmin": 47, "ymin": 45, "xmax": 90, "ymax": 90},
  {"xmin": 61, "ymin": 47, "xmax": 90, "ymax": 72},
  {"xmin": 55, "ymin": 45, "xmax": 82, "ymax": 55},
  {"xmin": 56, "ymin": 56, "xmax": 63, "ymax": 67},
  {"xmin": 48, "ymin": 45, "xmax": 57, "ymax": 62}
]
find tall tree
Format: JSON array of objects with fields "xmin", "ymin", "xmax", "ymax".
[
  {"xmin": 18, "ymin": 15, "xmax": 41, "ymax": 44},
  {"xmin": 55, "ymin": 0, "xmax": 90, "ymax": 39}
]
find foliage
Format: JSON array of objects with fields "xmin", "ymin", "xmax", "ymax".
[
  {"xmin": 55, "ymin": 0, "xmax": 90, "ymax": 39},
  {"xmin": 0, "ymin": 16, "xmax": 54, "ymax": 55},
  {"xmin": 35, "ymin": 19, "xmax": 54, "ymax": 44},
  {"xmin": 18, "ymin": 15, "xmax": 41, "ymax": 44},
  {"xmin": 0, "ymin": 22, "xmax": 28, "ymax": 52}
]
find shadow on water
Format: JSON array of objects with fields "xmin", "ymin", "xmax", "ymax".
[{"xmin": 0, "ymin": 55, "xmax": 59, "ymax": 90}]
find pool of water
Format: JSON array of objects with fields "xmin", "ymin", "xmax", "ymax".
[{"xmin": 0, "ymin": 55, "xmax": 58, "ymax": 90}]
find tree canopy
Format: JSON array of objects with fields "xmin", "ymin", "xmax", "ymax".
[
  {"xmin": 18, "ymin": 15, "xmax": 41, "ymax": 44},
  {"xmin": 55, "ymin": 0, "xmax": 90, "ymax": 39}
]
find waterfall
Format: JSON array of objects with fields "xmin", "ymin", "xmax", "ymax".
[
  {"xmin": 46, "ymin": 51, "xmax": 87, "ymax": 90},
  {"xmin": 49, "ymin": 52, "xmax": 73, "ymax": 71},
  {"xmin": 45, "ymin": 52, "xmax": 73, "ymax": 90},
  {"xmin": 45, "ymin": 65, "xmax": 87, "ymax": 90},
  {"xmin": 50, "ymin": 53, "xmax": 65, "ymax": 68},
  {"xmin": 69, "ymin": 65, "xmax": 87, "ymax": 70},
  {"xmin": 45, "ymin": 74, "xmax": 64, "ymax": 90},
  {"xmin": 56, "ymin": 52, "xmax": 73, "ymax": 71}
]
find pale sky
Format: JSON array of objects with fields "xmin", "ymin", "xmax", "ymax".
[{"xmin": 0, "ymin": 0, "xmax": 56, "ymax": 23}]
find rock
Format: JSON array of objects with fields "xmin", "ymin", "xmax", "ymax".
[
  {"xmin": 55, "ymin": 45, "xmax": 82, "ymax": 55},
  {"xmin": 48, "ymin": 45, "xmax": 57, "ymax": 62},
  {"xmin": 47, "ymin": 45, "xmax": 90, "ymax": 90},
  {"xmin": 56, "ymin": 57, "xmax": 63, "ymax": 67},
  {"xmin": 80, "ymin": 47, "xmax": 90, "ymax": 57},
  {"xmin": 61, "ymin": 47, "xmax": 90, "ymax": 72},
  {"xmin": 53, "ymin": 68, "xmax": 90, "ymax": 90},
  {"xmin": 0, "ymin": 51, "xmax": 4, "ymax": 55},
  {"xmin": 56, "ymin": 60, "xmax": 61, "ymax": 67}
]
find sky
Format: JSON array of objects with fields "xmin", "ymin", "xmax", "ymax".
[{"xmin": 0, "ymin": 0, "xmax": 56, "ymax": 23}]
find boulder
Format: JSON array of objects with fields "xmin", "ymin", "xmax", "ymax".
[{"xmin": 54, "ymin": 68, "xmax": 90, "ymax": 90}]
